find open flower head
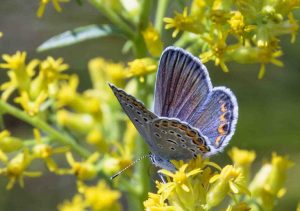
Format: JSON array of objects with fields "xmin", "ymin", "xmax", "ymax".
[
  {"xmin": 65, "ymin": 152, "xmax": 99, "ymax": 180},
  {"xmin": 164, "ymin": 7, "xmax": 202, "ymax": 37},
  {"xmin": 207, "ymin": 165, "xmax": 249, "ymax": 208},
  {"xmin": 0, "ymin": 149, "xmax": 42, "ymax": 189}
]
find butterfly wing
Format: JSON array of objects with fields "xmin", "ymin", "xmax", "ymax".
[
  {"xmin": 109, "ymin": 83, "xmax": 158, "ymax": 148},
  {"xmin": 148, "ymin": 117, "xmax": 211, "ymax": 161},
  {"xmin": 188, "ymin": 87, "xmax": 238, "ymax": 152},
  {"xmin": 154, "ymin": 47, "xmax": 212, "ymax": 121}
]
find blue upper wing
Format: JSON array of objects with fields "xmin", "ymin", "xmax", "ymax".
[{"xmin": 154, "ymin": 47, "xmax": 212, "ymax": 121}]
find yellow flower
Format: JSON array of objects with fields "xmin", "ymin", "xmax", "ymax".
[
  {"xmin": 32, "ymin": 129, "xmax": 68, "ymax": 172},
  {"xmin": 39, "ymin": 56, "xmax": 69, "ymax": 84},
  {"xmin": 0, "ymin": 51, "xmax": 38, "ymax": 97},
  {"xmin": 57, "ymin": 110, "xmax": 96, "ymax": 133},
  {"xmin": 0, "ymin": 149, "xmax": 42, "ymax": 189},
  {"xmin": 58, "ymin": 194, "xmax": 86, "ymax": 211},
  {"xmin": 14, "ymin": 90, "xmax": 48, "ymax": 116},
  {"xmin": 228, "ymin": 11, "xmax": 255, "ymax": 38},
  {"xmin": 0, "ymin": 130, "xmax": 23, "ymax": 152},
  {"xmin": 86, "ymin": 128, "xmax": 107, "ymax": 151},
  {"xmin": 159, "ymin": 164, "xmax": 201, "ymax": 193},
  {"xmin": 37, "ymin": 0, "xmax": 70, "ymax": 18},
  {"xmin": 83, "ymin": 180, "xmax": 121, "ymax": 211},
  {"xmin": 0, "ymin": 32, "xmax": 3, "ymax": 38},
  {"xmin": 126, "ymin": 58, "xmax": 157, "ymax": 82},
  {"xmin": 164, "ymin": 7, "xmax": 202, "ymax": 37},
  {"xmin": 88, "ymin": 57, "xmax": 127, "ymax": 89},
  {"xmin": 207, "ymin": 165, "xmax": 249, "ymax": 208},
  {"xmin": 200, "ymin": 32, "xmax": 235, "ymax": 72},
  {"xmin": 249, "ymin": 153, "xmax": 293, "ymax": 210},
  {"xmin": 0, "ymin": 149, "xmax": 8, "ymax": 162},
  {"xmin": 65, "ymin": 152, "xmax": 99, "ymax": 180},
  {"xmin": 142, "ymin": 24, "xmax": 163, "ymax": 56},
  {"xmin": 228, "ymin": 147, "xmax": 256, "ymax": 184},
  {"xmin": 144, "ymin": 192, "xmax": 175, "ymax": 211}
]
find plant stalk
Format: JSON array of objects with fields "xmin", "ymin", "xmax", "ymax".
[{"xmin": 0, "ymin": 100, "xmax": 89, "ymax": 158}]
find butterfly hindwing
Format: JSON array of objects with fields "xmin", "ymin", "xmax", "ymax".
[
  {"xmin": 188, "ymin": 87, "xmax": 238, "ymax": 152},
  {"xmin": 109, "ymin": 83, "xmax": 158, "ymax": 147},
  {"xmin": 154, "ymin": 47, "xmax": 212, "ymax": 121},
  {"xmin": 149, "ymin": 117, "xmax": 210, "ymax": 161}
]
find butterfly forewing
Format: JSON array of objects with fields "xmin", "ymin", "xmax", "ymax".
[
  {"xmin": 149, "ymin": 118, "xmax": 210, "ymax": 161},
  {"xmin": 154, "ymin": 47, "xmax": 212, "ymax": 121},
  {"xmin": 109, "ymin": 83, "xmax": 158, "ymax": 147}
]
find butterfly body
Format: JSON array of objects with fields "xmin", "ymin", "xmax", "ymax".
[{"xmin": 109, "ymin": 47, "xmax": 238, "ymax": 171}]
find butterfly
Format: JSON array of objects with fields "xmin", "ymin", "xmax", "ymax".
[{"xmin": 109, "ymin": 47, "xmax": 238, "ymax": 172}]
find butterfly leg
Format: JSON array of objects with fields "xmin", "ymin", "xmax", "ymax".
[{"xmin": 158, "ymin": 172, "xmax": 167, "ymax": 183}]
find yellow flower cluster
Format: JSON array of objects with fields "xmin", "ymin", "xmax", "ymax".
[
  {"xmin": 58, "ymin": 180, "xmax": 121, "ymax": 211},
  {"xmin": 0, "ymin": 52, "xmax": 140, "ymax": 190},
  {"xmin": 144, "ymin": 148, "xmax": 293, "ymax": 211},
  {"xmin": 164, "ymin": 0, "xmax": 299, "ymax": 78},
  {"xmin": 0, "ymin": 52, "xmax": 68, "ymax": 115}
]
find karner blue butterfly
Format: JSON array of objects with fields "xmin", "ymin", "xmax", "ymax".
[{"xmin": 109, "ymin": 47, "xmax": 238, "ymax": 172}]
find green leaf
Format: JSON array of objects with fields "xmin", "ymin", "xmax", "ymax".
[{"xmin": 37, "ymin": 24, "xmax": 120, "ymax": 52}]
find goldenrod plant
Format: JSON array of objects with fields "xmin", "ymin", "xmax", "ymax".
[{"xmin": 0, "ymin": 0, "xmax": 299, "ymax": 210}]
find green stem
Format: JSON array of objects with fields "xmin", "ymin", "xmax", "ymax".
[
  {"xmin": 87, "ymin": 0, "xmax": 135, "ymax": 39},
  {"xmin": 154, "ymin": 0, "xmax": 169, "ymax": 33},
  {"xmin": 138, "ymin": 0, "xmax": 153, "ymax": 30},
  {"xmin": 0, "ymin": 100, "xmax": 89, "ymax": 158},
  {"xmin": 0, "ymin": 112, "xmax": 4, "ymax": 130}
]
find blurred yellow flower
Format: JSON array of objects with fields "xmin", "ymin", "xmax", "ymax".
[
  {"xmin": 65, "ymin": 152, "xmax": 99, "ymax": 180},
  {"xmin": 228, "ymin": 147, "xmax": 256, "ymax": 184},
  {"xmin": 127, "ymin": 58, "xmax": 157, "ymax": 82},
  {"xmin": 0, "ymin": 149, "xmax": 42, "ymax": 189},
  {"xmin": 144, "ymin": 192, "xmax": 175, "ymax": 211},
  {"xmin": 142, "ymin": 24, "xmax": 163, "ymax": 56},
  {"xmin": 207, "ymin": 165, "xmax": 250, "ymax": 208},
  {"xmin": 249, "ymin": 153, "xmax": 293, "ymax": 210},
  {"xmin": 14, "ymin": 91, "xmax": 48, "ymax": 116},
  {"xmin": 32, "ymin": 129, "xmax": 68, "ymax": 172},
  {"xmin": 58, "ymin": 194, "xmax": 86, "ymax": 211},
  {"xmin": 0, "ymin": 130, "xmax": 23, "ymax": 152},
  {"xmin": 37, "ymin": 0, "xmax": 70, "ymax": 18},
  {"xmin": 83, "ymin": 180, "xmax": 121, "ymax": 211}
]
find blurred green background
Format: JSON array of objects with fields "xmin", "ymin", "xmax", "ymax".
[{"xmin": 0, "ymin": 0, "xmax": 299, "ymax": 210}]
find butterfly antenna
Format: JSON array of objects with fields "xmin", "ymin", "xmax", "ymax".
[{"xmin": 110, "ymin": 154, "xmax": 150, "ymax": 180}]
